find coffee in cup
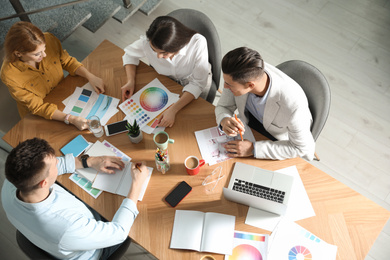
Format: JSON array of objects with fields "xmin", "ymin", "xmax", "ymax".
[{"xmin": 184, "ymin": 156, "xmax": 205, "ymax": 175}]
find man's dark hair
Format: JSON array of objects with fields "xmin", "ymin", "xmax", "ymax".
[
  {"xmin": 146, "ymin": 16, "xmax": 197, "ymax": 53},
  {"xmin": 222, "ymin": 47, "xmax": 265, "ymax": 84},
  {"xmin": 5, "ymin": 138, "xmax": 55, "ymax": 193}
]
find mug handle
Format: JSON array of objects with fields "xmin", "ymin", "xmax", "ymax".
[
  {"xmin": 199, "ymin": 159, "xmax": 205, "ymax": 167},
  {"xmin": 168, "ymin": 138, "xmax": 175, "ymax": 144}
]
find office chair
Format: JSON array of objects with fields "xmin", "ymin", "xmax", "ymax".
[
  {"xmin": 168, "ymin": 9, "xmax": 222, "ymax": 104},
  {"xmin": 276, "ymin": 60, "xmax": 331, "ymax": 160},
  {"xmin": 16, "ymin": 230, "xmax": 131, "ymax": 260}
]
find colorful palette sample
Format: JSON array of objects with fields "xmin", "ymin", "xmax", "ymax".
[
  {"xmin": 119, "ymin": 78, "xmax": 176, "ymax": 128},
  {"xmin": 226, "ymin": 231, "xmax": 268, "ymax": 260},
  {"xmin": 140, "ymin": 87, "xmax": 168, "ymax": 111},
  {"xmin": 69, "ymin": 173, "xmax": 102, "ymax": 199},
  {"xmin": 288, "ymin": 245, "xmax": 312, "ymax": 260},
  {"xmin": 70, "ymin": 89, "xmax": 92, "ymax": 116},
  {"xmin": 120, "ymin": 99, "xmax": 151, "ymax": 127}
]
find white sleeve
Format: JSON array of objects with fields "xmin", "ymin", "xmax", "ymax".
[
  {"xmin": 182, "ymin": 35, "xmax": 210, "ymax": 99},
  {"xmin": 122, "ymin": 35, "xmax": 147, "ymax": 66}
]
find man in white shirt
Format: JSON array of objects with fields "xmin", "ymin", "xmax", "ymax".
[
  {"xmin": 215, "ymin": 47, "xmax": 315, "ymax": 160},
  {"xmin": 2, "ymin": 138, "xmax": 149, "ymax": 259}
]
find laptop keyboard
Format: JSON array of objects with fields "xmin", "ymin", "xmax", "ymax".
[{"xmin": 232, "ymin": 179, "xmax": 285, "ymax": 204}]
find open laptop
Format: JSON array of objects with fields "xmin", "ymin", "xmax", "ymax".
[{"xmin": 223, "ymin": 162, "xmax": 294, "ymax": 216}]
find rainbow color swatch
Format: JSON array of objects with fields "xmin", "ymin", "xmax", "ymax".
[
  {"xmin": 288, "ymin": 245, "xmax": 312, "ymax": 260},
  {"xmin": 226, "ymin": 231, "xmax": 267, "ymax": 260},
  {"xmin": 229, "ymin": 244, "xmax": 262, "ymax": 260},
  {"xmin": 140, "ymin": 87, "xmax": 168, "ymax": 112},
  {"xmin": 120, "ymin": 99, "xmax": 151, "ymax": 126},
  {"xmin": 119, "ymin": 78, "xmax": 177, "ymax": 128},
  {"xmin": 70, "ymin": 89, "xmax": 92, "ymax": 116}
]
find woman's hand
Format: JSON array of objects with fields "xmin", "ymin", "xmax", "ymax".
[
  {"xmin": 88, "ymin": 74, "xmax": 105, "ymax": 94},
  {"xmin": 121, "ymin": 81, "xmax": 135, "ymax": 102},
  {"xmin": 69, "ymin": 115, "xmax": 88, "ymax": 130},
  {"xmin": 158, "ymin": 106, "xmax": 177, "ymax": 128}
]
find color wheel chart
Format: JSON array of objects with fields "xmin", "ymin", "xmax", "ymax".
[
  {"xmin": 288, "ymin": 245, "xmax": 312, "ymax": 260},
  {"xmin": 119, "ymin": 78, "xmax": 176, "ymax": 128},
  {"xmin": 225, "ymin": 231, "xmax": 268, "ymax": 260},
  {"xmin": 267, "ymin": 220, "xmax": 337, "ymax": 260}
]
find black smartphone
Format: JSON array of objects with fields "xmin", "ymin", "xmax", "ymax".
[
  {"xmin": 165, "ymin": 181, "xmax": 192, "ymax": 207},
  {"xmin": 104, "ymin": 120, "xmax": 128, "ymax": 136}
]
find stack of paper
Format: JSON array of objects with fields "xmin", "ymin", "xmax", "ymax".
[
  {"xmin": 63, "ymin": 83, "xmax": 119, "ymax": 125},
  {"xmin": 268, "ymin": 219, "xmax": 337, "ymax": 260},
  {"xmin": 119, "ymin": 78, "xmax": 179, "ymax": 133},
  {"xmin": 73, "ymin": 140, "xmax": 152, "ymax": 200},
  {"xmin": 195, "ymin": 124, "xmax": 255, "ymax": 166}
]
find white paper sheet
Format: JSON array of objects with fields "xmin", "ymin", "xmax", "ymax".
[
  {"xmin": 62, "ymin": 83, "xmax": 119, "ymax": 125},
  {"xmin": 245, "ymin": 166, "xmax": 315, "ymax": 231},
  {"xmin": 267, "ymin": 219, "xmax": 337, "ymax": 260},
  {"xmin": 119, "ymin": 78, "xmax": 178, "ymax": 129},
  {"xmin": 195, "ymin": 124, "xmax": 255, "ymax": 166}
]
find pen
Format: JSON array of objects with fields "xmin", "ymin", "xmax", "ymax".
[
  {"xmin": 235, "ymin": 114, "xmax": 244, "ymax": 141},
  {"xmin": 135, "ymin": 163, "xmax": 142, "ymax": 171}
]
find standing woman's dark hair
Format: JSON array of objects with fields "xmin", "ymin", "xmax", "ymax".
[
  {"xmin": 3, "ymin": 21, "xmax": 46, "ymax": 63},
  {"xmin": 146, "ymin": 16, "xmax": 197, "ymax": 53}
]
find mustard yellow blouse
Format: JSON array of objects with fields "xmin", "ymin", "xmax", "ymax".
[{"xmin": 1, "ymin": 32, "xmax": 83, "ymax": 119}]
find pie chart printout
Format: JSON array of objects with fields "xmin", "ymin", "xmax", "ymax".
[{"xmin": 288, "ymin": 245, "xmax": 312, "ymax": 260}]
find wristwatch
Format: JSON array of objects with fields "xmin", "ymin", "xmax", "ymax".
[
  {"xmin": 64, "ymin": 114, "xmax": 71, "ymax": 125},
  {"xmin": 81, "ymin": 154, "xmax": 90, "ymax": 168}
]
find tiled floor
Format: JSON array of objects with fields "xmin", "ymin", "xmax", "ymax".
[{"xmin": 1, "ymin": 0, "xmax": 389, "ymax": 259}]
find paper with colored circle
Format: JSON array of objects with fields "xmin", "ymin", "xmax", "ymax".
[
  {"xmin": 224, "ymin": 231, "xmax": 268, "ymax": 260},
  {"xmin": 267, "ymin": 219, "xmax": 337, "ymax": 260},
  {"xmin": 119, "ymin": 78, "xmax": 178, "ymax": 128}
]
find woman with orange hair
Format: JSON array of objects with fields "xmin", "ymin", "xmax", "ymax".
[{"xmin": 1, "ymin": 21, "xmax": 105, "ymax": 130}]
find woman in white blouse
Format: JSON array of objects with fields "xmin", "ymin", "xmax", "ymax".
[{"xmin": 122, "ymin": 16, "xmax": 212, "ymax": 127}]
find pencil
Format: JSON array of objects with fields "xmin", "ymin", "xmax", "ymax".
[
  {"xmin": 235, "ymin": 114, "xmax": 244, "ymax": 141},
  {"xmin": 135, "ymin": 163, "xmax": 142, "ymax": 171}
]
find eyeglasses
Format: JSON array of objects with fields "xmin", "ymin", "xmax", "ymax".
[{"xmin": 202, "ymin": 166, "xmax": 224, "ymax": 192}]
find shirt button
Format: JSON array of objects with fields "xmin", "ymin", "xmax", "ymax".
[
  {"xmin": 54, "ymin": 61, "xmax": 56, "ymax": 64},
  {"xmin": 47, "ymin": 80, "xmax": 50, "ymax": 82}
]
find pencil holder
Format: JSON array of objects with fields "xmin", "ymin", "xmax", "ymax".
[{"xmin": 155, "ymin": 148, "xmax": 170, "ymax": 174}]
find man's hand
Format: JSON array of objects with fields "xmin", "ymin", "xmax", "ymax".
[
  {"xmin": 121, "ymin": 81, "xmax": 135, "ymax": 102},
  {"xmin": 128, "ymin": 161, "xmax": 149, "ymax": 202},
  {"xmin": 224, "ymin": 140, "xmax": 254, "ymax": 157},
  {"xmin": 88, "ymin": 156, "xmax": 124, "ymax": 174},
  {"xmin": 221, "ymin": 117, "xmax": 245, "ymax": 136}
]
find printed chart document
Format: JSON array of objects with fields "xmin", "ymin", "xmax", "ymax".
[
  {"xmin": 225, "ymin": 231, "xmax": 268, "ymax": 260},
  {"xmin": 195, "ymin": 124, "xmax": 255, "ymax": 165},
  {"xmin": 75, "ymin": 140, "xmax": 152, "ymax": 200},
  {"xmin": 268, "ymin": 219, "xmax": 337, "ymax": 260},
  {"xmin": 92, "ymin": 161, "xmax": 153, "ymax": 200},
  {"xmin": 170, "ymin": 210, "xmax": 235, "ymax": 255},
  {"xmin": 63, "ymin": 83, "xmax": 119, "ymax": 125},
  {"xmin": 119, "ymin": 78, "xmax": 179, "ymax": 129}
]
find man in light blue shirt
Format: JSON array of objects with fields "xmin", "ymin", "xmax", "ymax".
[{"xmin": 1, "ymin": 138, "xmax": 149, "ymax": 259}]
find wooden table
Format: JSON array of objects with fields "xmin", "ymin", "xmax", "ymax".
[{"xmin": 3, "ymin": 40, "xmax": 389, "ymax": 260}]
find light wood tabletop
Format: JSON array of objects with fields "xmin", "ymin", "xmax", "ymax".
[{"xmin": 3, "ymin": 40, "xmax": 389, "ymax": 260}]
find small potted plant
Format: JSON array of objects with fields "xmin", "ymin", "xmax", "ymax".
[{"xmin": 126, "ymin": 119, "xmax": 143, "ymax": 144}]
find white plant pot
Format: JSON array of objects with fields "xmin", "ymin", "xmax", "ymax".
[{"xmin": 128, "ymin": 131, "xmax": 143, "ymax": 144}]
